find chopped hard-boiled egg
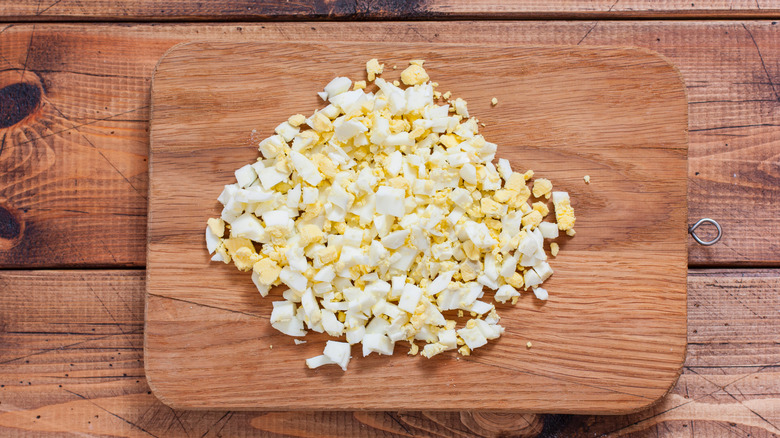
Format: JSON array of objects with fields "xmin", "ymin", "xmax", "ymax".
[
  {"xmin": 206, "ymin": 59, "xmax": 576, "ymax": 371},
  {"xmin": 366, "ymin": 58, "xmax": 384, "ymax": 82}
]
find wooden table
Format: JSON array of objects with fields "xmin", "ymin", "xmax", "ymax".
[{"xmin": 1, "ymin": 3, "xmax": 779, "ymax": 437}]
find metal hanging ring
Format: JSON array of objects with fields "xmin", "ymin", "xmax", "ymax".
[{"xmin": 688, "ymin": 218, "xmax": 722, "ymax": 246}]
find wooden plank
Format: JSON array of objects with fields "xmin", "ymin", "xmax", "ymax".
[
  {"xmin": 0, "ymin": 22, "xmax": 778, "ymax": 267},
  {"xmin": 1, "ymin": 0, "xmax": 779, "ymax": 20},
  {"xmin": 145, "ymin": 41, "xmax": 688, "ymax": 412},
  {"xmin": 1, "ymin": 270, "xmax": 778, "ymax": 436},
  {"xmin": 542, "ymin": 269, "xmax": 780, "ymax": 437}
]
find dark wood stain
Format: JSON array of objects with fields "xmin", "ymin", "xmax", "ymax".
[
  {"xmin": 0, "ymin": 82, "xmax": 41, "ymax": 129},
  {"xmin": 360, "ymin": 0, "xmax": 430, "ymax": 17},
  {"xmin": 0, "ymin": 206, "xmax": 21, "ymax": 240}
]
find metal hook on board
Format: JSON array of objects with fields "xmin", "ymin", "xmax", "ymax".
[{"xmin": 688, "ymin": 218, "xmax": 722, "ymax": 246}]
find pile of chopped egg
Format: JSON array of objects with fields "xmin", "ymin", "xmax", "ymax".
[{"xmin": 205, "ymin": 59, "xmax": 576, "ymax": 371}]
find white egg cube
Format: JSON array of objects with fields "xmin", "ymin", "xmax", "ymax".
[
  {"xmin": 365, "ymin": 280, "xmax": 392, "ymax": 297},
  {"xmin": 330, "ymin": 90, "xmax": 364, "ymax": 112},
  {"xmin": 474, "ymin": 319, "xmax": 504, "ymax": 339},
  {"xmin": 280, "ymin": 266, "xmax": 309, "ymax": 292},
  {"xmin": 373, "ymin": 214, "xmax": 394, "ymax": 238},
  {"xmin": 497, "ymin": 158, "xmax": 513, "ymax": 181},
  {"xmin": 390, "ymin": 275, "xmax": 406, "ymax": 300},
  {"xmin": 457, "ymin": 326, "xmax": 487, "ymax": 350},
  {"xmin": 398, "ymin": 283, "xmax": 423, "ymax": 313},
  {"xmin": 362, "ymin": 333, "xmax": 395, "ymax": 356},
  {"xmin": 421, "ymin": 343, "xmax": 447, "ymax": 359},
  {"xmin": 292, "ymin": 133, "xmax": 317, "ymax": 152},
  {"xmin": 390, "ymin": 247, "xmax": 418, "ymax": 272},
  {"xmin": 447, "ymin": 207, "xmax": 466, "ymax": 226},
  {"xmin": 375, "ymin": 186, "xmax": 406, "ymax": 217},
  {"xmin": 551, "ymin": 191, "xmax": 570, "ymax": 204},
  {"xmin": 320, "ymin": 309, "xmax": 345, "ymax": 337},
  {"xmin": 251, "ymin": 271, "xmax": 271, "ymax": 297},
  {"xmin": 368, "ymin": 240, "xmax": 389, "ymax": 266},
  {"xmin": 346, "ymin": 326, "xmax": 366, "ymax": 345},
  {"xmin": 335, "ymin": 119, "xmax": 368, "ymax": 142},
  {"xmin": 468, "ymin": 300, "xmax": 494, "ymax": 315},
  {"xmin": 301, "ymin": 288, "xmax": 322, "ymax": 324},
  {"xmin": 464, "ymin": 222, "xmax": 498, "ymax": 249},
  {"xmin": 365, "ymin": 316, "xmax": 391, "ymax": 334},
  {"xmin": 235, "ymin": 187, "xmax": 274, "ymax": 203},
  {"xmin": 477, "ymin": 274, "xmax": 499, "ymax": 291},
  {"xmin": 445, "ymin": 152, "xmax": 469, "ymax": 167},
  {"xmin": 258, "ymin": 134, "xmax": 286, "ymax": 159},
  {"xmin": 321, "ymin": 104, "xmax": 340, "ymax": 119},
  {"xmin": 274, "ymin": 317, "xmax": 306, "ymax": 337},
  {"xmin": 289, "ymin": 151, "xmax": 323, "ymax": 186},
  {"xmin": 230, "ymin": 213, "xmax": 265, "ymax": 242},
  {"xmin": 494, "ymin": 285, "xmax": 520, "ymax": 303},
  {"xmin": 370, "ymin": 116, "xmax": 390, "ymax": 144},
  {"xmin": 262, "ymin": 210, "xmax": 291, "ymax": 227},
  {"xmin": 524, "ymin": 269, "xmax": 543, "ymax": 289},
  {"xmin": 388, "ymin": 91, "xmax": 406, "ymax": 115},
  {"xmin": 323, "ymin": 76, "xmax": 352, "ymax": 99},
  {"xmin": 500, "ymin": 255, "xmax": 519, "ymax": 278},
  {"xmin": 356, "ymin": 167, "xmax": 378, "ymax": 193},
  {"xmin": 256, "ymin": 166, "xmax": 289, "ymax": 190},
  {"xmin": 533, "ymin": 287, "xmax": 549, "ymax": 301},
  {"xmin": 381, "ymin": 230, "xmax": 409, "ymax": 250},
  {"xmin": 386, "ymin": 151, "xmax": 403, "ymax": 177},
  {"xmin": 327, "ymin": 184, "xmax": 353, "ymax": 211},
  {"xmin": 483, "ymin": 253, "xmax": 499, "ymax": 281},
  {"xmin": 436, "ymin": 288, "xmax": 459, "ymax": 311},
  {"xmin": 234, "ymin": 164, "xmax": 257, "ymax": 188},
  {"xmin": 342, "ymin": 227, "xmax": 364, "ymax": 247},
  {"xmin": 533, "ymin": 261, "xmax": 554, "ymax": 281},
  {"xmin": 339, "ymin": 246, "xmax": 368, "ymax": 268},
  {"xmin": 438, "ymin": 329, "xmax": 458, "ymax": 349},
  {"xmin": 538, "ymin": 222, "xmax": 559, "ymax": 239},
  {"xmin": 517, "ymin": 234, "xmax": 540, "ymax": 256},
  {"xmin": 275, "ymin": 121, "xmax": 300, "ymax": 142},
  {"xmin": 428, "ymin": 271, "xmax": 455, "ymax": 295},
  {"xmin": 384, "ymin": 132, "xmax": 414, "ymax": 147},
  {"xmin": 286, "ymin": 246, "xmax": 309, "ymax": 273},
  {"xmin": 301, "ymin": 187, "xmax": 319, "ymax": 205},
  {"xmin": 323, "ymin": 340, "xmax": 351, "ymax": 371},
  {"xmin": 449, "ymin": 188, "xmax": 472, "ymax": 209},
  {"xmin": 313, "ymin": 266, "xmax": 336, "ymax": 283},
  {"xmin": 306, "ymin": 354, "xmax": 334, "ymax": 370},
  {"xmin": 459, "ymin": 163, "xmax": 478, "ymax": 185},
  {"xmin": 270, "ymin": 300, "xmax": 296, "ymax": 323},
  {"xmin": 205, "ymin": 225, "xmax": 220, "ymax": 254}
]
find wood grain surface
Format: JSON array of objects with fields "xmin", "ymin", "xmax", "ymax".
[
  {"xmin": 145, "ymin": 41, "xmax": 688, "ymax": 412},
  {"xmin": 1, "ymin": 270, "xmax": 777, "ymax": 436},
  {"xmin": 1, "ymin": 0, "xmax": 780, "ymax": 20},
  {"xmin": 0, "ymin": 18, "xmax": 778, "ymax": 437},
  {"xmin": 0, "ymin": 22, "xmax": 778, "ymax": 268}
]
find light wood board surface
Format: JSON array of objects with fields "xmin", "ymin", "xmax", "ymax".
[{"xmin": 146, "ymin": 42, "xmax": 688, "ymax": 412}]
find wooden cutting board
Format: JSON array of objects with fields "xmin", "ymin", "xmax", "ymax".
[{"xmin": 146, "ymin": 42, "xmax": 688, "ymax": 413}]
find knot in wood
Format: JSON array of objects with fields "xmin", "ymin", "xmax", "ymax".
[
  {"xmin": 0, "ymin": 82, "xmax": 42, "ymax": 128},
  {"xmin": 459, "ymin": 412, "xmax": 544, "ymax": 438},
  {"xmin": 0, "ymin": 205, "xmax": 21, "ymax": 240}
]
